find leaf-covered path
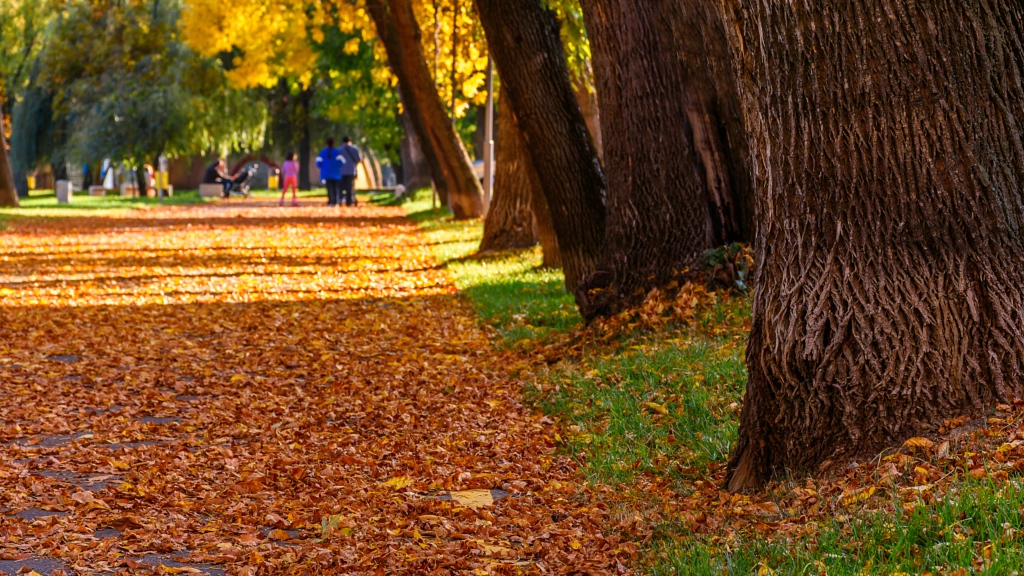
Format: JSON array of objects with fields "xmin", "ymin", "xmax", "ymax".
[{"xmin": 0, "ymin": 202, "xmax": 628, "ymax": 575}]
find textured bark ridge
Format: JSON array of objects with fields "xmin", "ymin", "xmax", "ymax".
[
  {"xmin": 366, "ymin": 0, "xmax": 484, "ymax": 219},
  {"xmin": 480, "ymin": 90, "xmax": 563, "ymax": 267},
  {"xmin": 575, "ymin": 0, "xmax": 714, "ymax": 320},
  {"xmin": 725, "ymin": 0, "xmax": 1024, "ymax": 491},
  {"xmin": 657, "ymin": 0, "xmax": 753, "ymax": 244},
  {"xmin": 480, "ymin": 92, "xmax": 539, "ymax": 253},
  {"xmin": 0, "ymin": 108, "xmax": 18, "ymax": 208},
  {"xmin": 475, "ymin": 0, "xmax": 605, "ymax": 293}
]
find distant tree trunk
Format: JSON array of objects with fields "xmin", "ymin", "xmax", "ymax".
[
  {"xmin": 480, "ymin": 94, "xmax": 537, "ymax": 252},
  {"xmin": 0, "ymin": 108, "xmax": 19, "ymax": 208},
  {"xmin": 298, "ymin": 88, "xmax": 312, "ymax": 191},
  {"xmin": 723, "ymin": 0, "xmax": 1024, "ymax": 491},
  {"xmin": 575, "ymin": 0, "xmax": 713, "ymax": 320},
  {"xmin": 366, "ymin": 0, "xmax": 484, "ymax": 219},
  {"xmin": 475, "ymin": 0, "xmax": 606, "ymax": 293},
  {"xmin": 530, "ymin": 166, "xmax": 562, "ymax": 269},
  {"xmin": 398, "ymin": 109, "xmax": 432, "ymax": 190}
]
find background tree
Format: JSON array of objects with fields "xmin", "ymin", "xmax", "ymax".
[
  {"xmin": 41, "ymin": 0, "xmax": 266, "ymax": 187},
  {"xmin": 480, "ymin": 0, "xmax": 585, "ymax": 267},
  {"xmin": 475, "ymin": 0, "xmax": 605, "ymax": 293},
  {"xmin": 480, "ymin": 89, "xmax": 539, "ymax": 252},
  {"xmin": 0, "ymin": 108, "xmax": 17, "ymax": 207},
  {"xmin": 364, "ymin": 0, "xmax": 484, "ymax": 219},
  {"xmin": 721, "ymin": 0, "xmax": 1024, "ymax": 491},
  {"xmin": 655, "ymin": 0, "xmax": 753, "ymax": 245},
  {"xmin": 574, "ymin": 0, "xmax": 714, "ymax": 321},
  {"xmin": 313, "ymin": 21, "xmax": 404, "ymax": 168},
  {"xmin": 181, "ymin": 0, "xmax": 320, "ymax": 184},
  {"xmin": 1, "ymin": 0, "xmax": 55, "ymax": 196}
]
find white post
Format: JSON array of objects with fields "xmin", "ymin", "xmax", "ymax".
[{"xmin": 483, "ymin": 56, "xmax": 495, "ymax": 215}]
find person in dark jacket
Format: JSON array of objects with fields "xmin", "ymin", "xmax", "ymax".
[
  {"xmin": 315, "ymin": 138, "xmax": 345, "ymax": 206},
  {"xmin": 202, "ymin": 158, "xmax": 233, "ymax": 198},
  {"xmin": 337, "ymin": 136, "xmax": 362, "ymax": 207}
]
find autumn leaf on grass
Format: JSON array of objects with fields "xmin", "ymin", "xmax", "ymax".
[
  {"xmin": 383, "ymin": 475, "xmax": 414, "ymax": 489},
  {"xmin": 643, "ymin": 401, "xmax": 669, "ymax": 416},
  {"xmin": 903, "ymin": 437, "xmax": 934, "ymax": 450},
  {"xmin": 840, "ymin": 485, "xmax": 877, "ymax": 506}
]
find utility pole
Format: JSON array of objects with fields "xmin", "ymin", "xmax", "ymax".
[{"xmin": 483, "ymin": 56, "xmax": 494, "ymax": 214}]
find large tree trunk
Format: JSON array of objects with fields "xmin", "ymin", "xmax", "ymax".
[
  {"xmin": 479, "ymin": 91, "xmax": 562, "ymax": 266},
  {"xmin": 475, "ymin": 0, "xmax": 606, "ymax": 293},
  {"xmin": 0, "ymin": 109, "xmax": 19, "ymax": 208},
  {"xmin": 724, "ymin": 0, "xmax": 1024, "ymax": 491},
  {"xmin": 574, "ymin": 0, "xmax": 713, "ymax": 320},
  {"xmin": 365, "ymin": 0, "xmax": 484, "ymax": 219},
  {"xmin": 657, "ymin": 0, "xmax": 754, "ymax": 244},
  {"xmin": 480, "ymin": 92, "xmax": 538, "ymax": 252}
]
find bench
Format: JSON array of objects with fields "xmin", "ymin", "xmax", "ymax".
[{"xmin": 199, "ymin": 183, "xmax": 223, "ymax": 198}]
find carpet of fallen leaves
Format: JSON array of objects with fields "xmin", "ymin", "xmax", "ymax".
[{"xmin": 0, "ymin": 201, "xmax": 634, "ymax": 575}]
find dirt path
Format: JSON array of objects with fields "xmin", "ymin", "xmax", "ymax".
[{"xmin": 0, "ymin": 202, "xmax": 627, "ymax": 575}]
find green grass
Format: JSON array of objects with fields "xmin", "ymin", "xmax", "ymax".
[
  {"xmin": 0, "ymin": 188, "xmax": 333, "ymax": 221},
  {"xmin": 651, "ymin": 478, "xmax": 1024, "ymax": 576},
  {"xmin": 401, "ymin": 187, "xmax": 580, "ymax": 344},
  {"xmin": 2, "ymin": 188, "xmax": 210, "ymax": 215}
]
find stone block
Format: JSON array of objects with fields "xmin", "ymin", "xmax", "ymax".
[
  {"xmin": 199, "ymin": 183, "xmax": 223, "ymax": 198},
  {"xmin": 56, "ymin": 180, "xmax": 73, "ymax": 204}
]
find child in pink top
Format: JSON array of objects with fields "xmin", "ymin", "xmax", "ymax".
[{"xmin": 280, "ymin": 152, "xmax": 299, "ymax": 206}]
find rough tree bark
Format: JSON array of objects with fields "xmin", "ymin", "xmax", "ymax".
[
  {"xmin": 475, "ymin": 0, "xmax": 605, "ymax": 293},
  {"xmin": 480, "ymin": 91, "xmax": 538, "ymax": 252},
  {"xmin": 657, "ymin": 0, "xmax": 754, "ymax": 244},
  {"xmin": 0, "ymin": 108, "xmax": 19, "ymax": 208},
  {"xmin": 574, "ymin": 0, "xmax": 714, "ymax": 320},
  {"xmin": 398, "ymin": 109, "xmax": 432, "ymax": 190},
  {"xmin": 365, "ymin": 0, "xmax": 484, "ymax": 219},
  {"xmin": 479, "ymin": 89, "xmax": 562, "ymax": 267},
  {"xmin": 723, "ymin": 0, "xmax": 1024, "ymax": 491}
]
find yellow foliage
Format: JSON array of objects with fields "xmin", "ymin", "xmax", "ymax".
[{"xmin": 180, "ymin": 0, "xmax": 325, "ymax": 88}]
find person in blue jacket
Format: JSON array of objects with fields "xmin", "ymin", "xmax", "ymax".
[
  {"xmin": 337, "ymin": 136, "xmax": 362, "ymax": 207},
  {"xmin": 315, "ymin": 138, "xmax": 346, "ymax": 206}
]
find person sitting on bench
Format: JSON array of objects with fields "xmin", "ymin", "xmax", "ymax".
[{"xmin": 203, "ymin": 158, "xmax": 234, "ymax": 198}]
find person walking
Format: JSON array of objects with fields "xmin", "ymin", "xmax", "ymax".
[
  {"xmin": 338, "ymin": 136, "xmax": 362, "ymax": 207},
  {"xmin": 315, "ymin": 138, "xmax": 345, "ymax": 206},
  {"xmin": 280, "ymin": 152, "xmax": 300, "ymax": 207}
]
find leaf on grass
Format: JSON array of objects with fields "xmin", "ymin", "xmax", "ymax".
[
  {"xmin": 643, "ymin": 401, "xmax": 669, "ymax": 416},
  {"xmin": 902, "ymin": 437, "xmax": 934, "ymax": 450},
  {"xmin": 840, "ymin": 486, "xmax": 877, "ymax": 506}
]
